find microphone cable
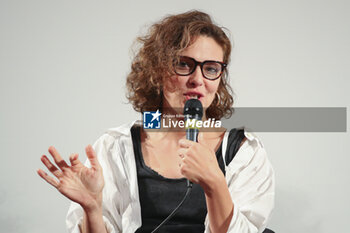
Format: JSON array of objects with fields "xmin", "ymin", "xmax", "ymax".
[{"xmin": 150, "ymin": 181, "xmax": 192, "ymax": 233}]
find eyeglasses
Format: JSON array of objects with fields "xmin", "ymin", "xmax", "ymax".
[{"xmin": 174, "ymin": 56, "xmax": 227, "ymax": 80}]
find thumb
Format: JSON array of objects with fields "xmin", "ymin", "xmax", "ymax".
[
  {"xmin": 85, "ymin": 145, "xmax": 100, "ymax": 170},
  {"xmin": 197, "ymin": 132, "xmax": 205, "ymax": 144}
]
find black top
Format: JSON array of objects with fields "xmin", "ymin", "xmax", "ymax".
[{"xmin": 131, "ymin": 126, "xmax": 245, "ymax": 233}]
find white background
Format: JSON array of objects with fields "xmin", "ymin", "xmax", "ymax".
[{"xmin": 0, "ymin": 0, "xmax": 349, "ymax": 232}]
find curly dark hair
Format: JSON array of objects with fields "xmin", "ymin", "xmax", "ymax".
[{"xmin": 126, "ymin": 10, "xmax": 234, "ymax": 120}]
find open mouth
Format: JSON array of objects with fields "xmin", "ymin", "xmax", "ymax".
[{"xmin": 184, "ymin": 93, "xmax": 203, "ymax": 101}]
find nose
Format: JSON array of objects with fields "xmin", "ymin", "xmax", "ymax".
[{"xmin": 187, "ymin": 65, "xmax": 204, "ymax": 88}]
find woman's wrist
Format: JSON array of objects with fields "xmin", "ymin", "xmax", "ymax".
[
  {"xmin": 81, "ymin": 197, "xmax": 107, "ymax": 233},
  {"xmin": 201, "ymin": 168, "xmax": 226, "ymax": 197},
  {"xmin": 81, "ymin": 193, "xmax": 103, "ymax": 214}
]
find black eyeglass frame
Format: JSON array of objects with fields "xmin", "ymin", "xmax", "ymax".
[{"xmin": 174, "ymin": 56, "xmax": 227, "ymax": 81}]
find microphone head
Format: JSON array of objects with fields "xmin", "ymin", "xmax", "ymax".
[{"xmin": 184, "ymin": 99, "xmax": 203, "ymax": 120}]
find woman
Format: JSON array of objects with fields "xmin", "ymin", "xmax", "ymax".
[{"xmin": 37, "ymin": 10, "xmax": 275, "ymax": 233}]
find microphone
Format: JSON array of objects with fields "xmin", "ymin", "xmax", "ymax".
[
  {"xmin": 184, "ymin": 98, "xmax": 203, "ymax": 142},
  {"xmin": 150, "ymin": 99, "xmax": 204, "ymax": 233},
  {"xmin": 183, "ymin": 98, "xmax": 203, "ymax": 188}
]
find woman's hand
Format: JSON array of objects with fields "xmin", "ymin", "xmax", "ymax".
[
  {"xmin": 177, "ymin": 132, "xmax": 225, "ymax": 193},
  {"xmin": 37, "ymin": 145, "xmax": 105, "ymax": 212},
  {"xmin": 178, "ymin": 133, "xmax": 234, "ymax": 233}
]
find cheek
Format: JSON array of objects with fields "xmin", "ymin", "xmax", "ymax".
[
  {"xmin": 206, "ymin": 79, "xmax": 220, "ymax": 94},
  {"xmin": 163, "ymin": 76, "xmax": 185, "ymax": 102},
  {"xmin": 202, "ymin": 80, "xmax": 220, "ymax": 108},
  {"xmin": 163, "ymin": 76, "xmax": 186, "ymax": 93}
]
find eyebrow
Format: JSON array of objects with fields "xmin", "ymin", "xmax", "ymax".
[{"xmin": 180, "ymin": 55, "xmax": 225, "ymax": 63}]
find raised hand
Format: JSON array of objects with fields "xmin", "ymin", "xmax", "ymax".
[{"xmin": 37, "ymin": 145, "xmax": 105, "ymax": 211}]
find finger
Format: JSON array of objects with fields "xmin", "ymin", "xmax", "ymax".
[
  {"xmin": 178, "ymin": 148, "xmax": 187, "ymax": 158},
  {"xmin": 85, "ymin": 145, "xmax": 100, "ymax": 169},
  {"xmin": 69, "ymin": 153, "xmax": 82, "ymax": 167},
  {"xmin": 179, "ymin": 161, "xmax": 183, "ymax": 168},
  {"xmin": 37, "ymin": 169, "xmax": 59, "ymax": 188},
  {"xmin": 41, "ymin": 155, "xmax": 63, "ymax": 178},
  {"xmin": 48, "ymin": 146, "xmax": 69, "ymax": 169},
  {"xmin": 178, "ymin": 138, "xmax": 195, "ymax": 148}
]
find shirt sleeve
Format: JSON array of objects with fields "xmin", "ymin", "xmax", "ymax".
[
  {"xmin": 65, "ymin": 133, "xmax": 123, "ymax": 233},
  {"xmin": 205, "ymin": 132, "xmax": 275, "ymax": 233}
]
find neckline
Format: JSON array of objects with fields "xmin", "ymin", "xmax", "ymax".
[{"xmin": 131, "ymin": 125, "xmax": 224, "ymax": 181}]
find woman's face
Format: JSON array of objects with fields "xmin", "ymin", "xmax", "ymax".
[{"xmin": 163, "ymin": 36, "xmax": 224, "ymax": 118}]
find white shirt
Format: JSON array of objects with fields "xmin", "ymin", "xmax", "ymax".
[{"xmin": 66, "ymin": 120, "xmax": 275, "ymax": 233}]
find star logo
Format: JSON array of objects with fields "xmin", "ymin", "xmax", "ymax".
[
  {"xmin": 143, "ymin": 110, "xmax": 162, "ymax": 129},
  {"xmin": 150, "ymin": 109, "xmax": 161, "ymax": 122}
]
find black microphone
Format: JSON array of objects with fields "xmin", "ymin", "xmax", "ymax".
[
  {"xmin": 184, "ymin": 98, "xmax": 203, "ymax": 141},
  {"xmin": 183, "ymin": 98, "xmax": 203, "ymax": 188}
]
